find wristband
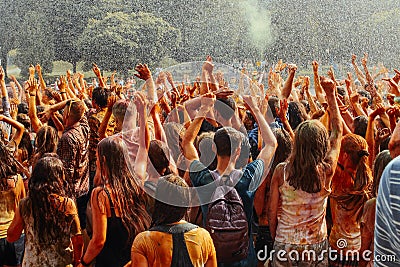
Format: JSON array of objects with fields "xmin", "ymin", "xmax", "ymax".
[
  {"xmin": 29, "ymin": 94, "xmax": 36, "ymax": 97},
  {"xmin": 60, "ymin": 92, "xmax": 66, "ymax": 94}
]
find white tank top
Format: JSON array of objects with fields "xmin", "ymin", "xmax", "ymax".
[{"xmin": 275, "ymin": 163, "xmax": 331, "ymax": 245}]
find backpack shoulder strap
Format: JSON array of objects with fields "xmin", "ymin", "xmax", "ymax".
[{"xmin": 149, "ymin": 223, "xmax": 197, "ymax": 267}]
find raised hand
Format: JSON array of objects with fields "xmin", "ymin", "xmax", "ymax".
[
  {"xmin": 275, "ymin": 98, "xmax": 289, "ymax": 122},
  {"xmin": 202, "ymin": 55, "xmax": 214, "ymax": 74},
  {"xmin": 287, "ymin": 64, "xmax": 297, "ymax": 74},
  {"xmin": 319, "ymin": 76, "xmax": 336, "ymax": 96},
  {"xmin": 375, "ymin": 128, "xmax": 391, "ymax": 144},
  {"xmin": 27, "ymin": 78, "xmax": 39, "ymax": 95},
  {"xmin": 312, "ymin": 61, "xmax": 319, "ymax": 73},
  {"xmin": 275, "ymin": 59, "xmax": 287, "ymax": 72},
  {"xmin": 35, "ymin": 64, "xmax": 42, "ymax": 75},
  {"xmin": 92, "ymin": 63, "xmax": 101, "ymax": 77},
  {"xmin": 29, "ymin": 65, "xmax": 35, "ymax": 77},
  {"xmin": 134, "ymin": 64, "xmax": 152, "ymax": 81},
  {"xmin": 351, "ymin": 54, "xmax": 357, "ymax": 64},
  {"xmin": 361, "ymin": 53, "xmax": 368, "ymax": 67}
]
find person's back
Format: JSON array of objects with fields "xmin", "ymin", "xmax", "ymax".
[
  {"xmin": 132, "ymin": 221, "xmax": 215, "ymax": 267},
  {"xmin": 131, "ymin": 175, "xmax": 217, "ymax": 267},
  {"xmin": 19, "ymin": 195, "xmax": 80, "ymax": 266},
  {"xmin": 275, "ymin": 162, "xmax": 330, "ymax": 245}
]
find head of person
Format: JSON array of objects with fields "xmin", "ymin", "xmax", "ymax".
[
  {"xmin": 112, "ymin": 99, "xmax": 130, "ymax": 133},
  {"xmin": 214, "ymin": 97, "xmax": 236, "ymax": 125},
  {"xmin": 148, "ymin": 140, "xmax": 172, "ymax": 176},
  {"xmin": 33, "ymin": 125, "xmax": 59, "ymax": 165},
  {"xmin": 151, "ymin": 175, "xmax": 191, "ymax": 227},
  {"xmin": 17, "ymin": 103, "xmax": 29, "ymax": 115},
  {"xmin": 214, "ymin": 127, "xmax": 242, "ymax": 159},
  {"xmin": 353, "ymin": 116, "xmax": 368, "ymax": 138},
  {"xmin": 28, "ymin": 155, "xmax": 68, "ymax": 244},
  {"xmin": 42, "ymin": 88, "xmax": 55, "ymax": 105},
  {"xmin": 339, "ymin": 134, "xmax": 372, "ymax": 191},
  {"xmin": 91, "ymin": 86, "xmax": 109, "ymax": 109},
  {"xmin": 287, "ymin": 120, "xmax": 329, "ymax": 193},
  {"xmin": 243, "ymin": 111, "xmax": 256, "ymax": 131},
  {"xmin": 62, "ymin": 100, "xmax": 85, "ymax": 127},
  {"xmin": 97, "ymin": 136, "xmax": 150, "ymax": 242},
  {"xmin": 372, "ymin": 150, "xmax": 392, "ymax": 197},
  {"xmin": 288, "ymin": 101, "xmax": 309, "ymax": 131},
  {"xmin": 196, "ymin": 132, "xmax": 217, "ymax": 170},
  {"xmin": 268, "ymin": 96, "xmax": 280, "ymax": 119}
]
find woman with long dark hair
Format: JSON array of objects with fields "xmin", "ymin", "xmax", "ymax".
[
  {"xmin": 268, "ymin": 77, "xmax": 343, "ymax": 266},
  {"xmin": 131, "ymin": 175, "xmax": 217, "ymax": 267},
  {"xmin": 7, "ymin": 155, "xmax": 83, "ymax": 267},
  {"xmin": 79, "ymin": 136, "xmax": 151, "ymax": 267},
  {"xmin": 30, "ymin": 125, "xmax": 59, "ymax": 169}
]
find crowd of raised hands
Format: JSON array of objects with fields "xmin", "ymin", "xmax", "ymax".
[{"xmin": 0, "ymin": 52, "xmax": 400, "ymax": 267}]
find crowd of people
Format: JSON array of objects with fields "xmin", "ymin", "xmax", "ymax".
[{"xmin": 0, "ymin": 53, "xmax": 400, "ymax": 267}]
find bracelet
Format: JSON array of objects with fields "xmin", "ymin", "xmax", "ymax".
[
  {"xmin": 60, "ymin": 92, "xmax": 66, "ymax": 94},
  {"xmin": 30, "ymin": 94, "xmax": 36, "ymax": 97},
  {"xmin": 80, "ymin": 256, "xmax": 91, "ymax": 267}
]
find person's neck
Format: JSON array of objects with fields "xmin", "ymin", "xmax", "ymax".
[{"xmin": 216, "ymin": 155, "xmax": 236, "ymax": 175}]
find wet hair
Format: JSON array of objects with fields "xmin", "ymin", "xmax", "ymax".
[
  {"xmin": 151, "ymin": 175, "xmax": 190, "ymax": 227},
  {"xmin": 270, "ymin": 128, "xmax": 292, "ymax": 173},
  {"xmin": 18, "ymin": 130, "xmax": 33, "ymax": 163},
  {"xmin": 288, "ymin": 101, "xmax": 309, "ymax": 131},
  {"xmin": 353, "ymin": 116, "xmax": 368, "ymax": 138},
  {"xmin": 215, "ymin": 97, "xmax": 236, "ymax": 121},
  {"xmin": 28, "ymin": 155, "xmax": 69, "ymax": 244},
  {"xmin": 336, "ymin": 86, "xmax": 346, "ymax": 97},
  {"xmin": 112, "ymin": 99, "xmax": 130, "ymax": 123},
  {"xmin": 341, "ymin": 134, "xmax": 372, "ymax": 192},
  {"xmin": 196, "ymin": 132, "xmax": 217, "ymax": 170},
  {"xmin": 268, "ymin": 96, "xmax": 280, "ymax": 118},
  {"xmin": 287, "ymin": 120, "xmax": 329, "ymax": 193},
  {"xmin": 214, "ymin": 127, "xmax": 242, "ymax": 157},
  {"xmin": 164, "ymin": 122, "xmax": 184, "ymax": 163},
  {"xmin": 372, "ymin": 150, "xmax": 392, "ymax": 197},
  {"xmin": 18, "ymin": 103, "xmax": 29, "ymax": 114},
  {"xmin": 380, "ymin": 136, "xmax": 390, "ymax": 152},
  {"xmin": 17, "ymin": 113, "xmax": 31, "ymax": 130},
  {"xmin": 0, "ymin": 140, "xmax": 20, "ymax": 180},
  {"xmin": 31, "ymin": 125, "xmax": 59, "ymax": 168},
  {"xmin": 97, "ymin": 136, "xmax": 150, "ymax": 243},
  {"xmin": 92, "ymin": 87, "xmax": 109, "ymax": 108},
  {"xmin": 36, "ymin": 105, "xmax": 45, "ymax": 114},
  {"xmin": 148, "ymin": 140, "xmax": 171, "ymax": 176},
  {"xmin": 67, "ymin": 100, "xmax": 85, "ymax": 124}
]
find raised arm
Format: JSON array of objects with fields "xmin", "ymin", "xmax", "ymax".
[
  {"xmin": 182, "ymin": 93, "xmax": 216, "ymax": 162},
  {"xmin": 35, "ymin": 64, "xmax": 47, "ymax": 91},
  {"xmin": 133, "ymin": 92, "xmax": 148, "ymax": 182},
  {"xmin": 281, "ymin": 64, "xmax": 297, "ymax": 99},
  {"xmin": 92, "ymin": 63, "xmax": 106, "ymax": 88},
  {"xmin": 243, "ymin": 95, "xmax": 277, "ymax": 175},
  {"xmin": 312, "ymin": 61, "xmax": 326, "ymax": 104},
  {"xmin": 0, "ymin": 115, "xmax": 25, "ymax": 146},
  {"xmin": 320, "ymin": 77, "xmax": 343, "ymax": 187},
  {"xmin": 27, "ymin": 78, "xmax": 44, "ymax": 133},
  {"xmin": 134, "ymin": 64, "xmax": 156, "ymax": 102},
  {"xmin": 351, "ymin": 54, "xmax": 366, "ymax": 86}
]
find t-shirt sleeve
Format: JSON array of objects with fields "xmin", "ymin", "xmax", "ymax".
[{"xmin": 244, "ymin": 159, "xmax": 265, "ymax": 192}]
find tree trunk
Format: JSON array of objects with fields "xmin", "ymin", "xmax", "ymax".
[{"xmin": 72, "ymin": 61, "xmax": 77, "ymax": 73}]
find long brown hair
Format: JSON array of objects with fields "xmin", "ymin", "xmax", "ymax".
[
  {"xmin": 97, "ymin": 136, "xmax": 150, "ymax": 243},
  {"xmin": 341, "ymin": 134, "xmax": 372, "ymax": 192},
  {"xmin": 287, "ymin": 120, "xmax": 329, "ymax": 193},
  {"xmin": 28, "ymin": 155, "xmax": 70, "ymax": 244}
]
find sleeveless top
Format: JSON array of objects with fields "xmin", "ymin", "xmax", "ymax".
[
  {"xmin": 275, "ymin": 163, "xmax": 331, "ymax": 245},
  {"xmin": 95, "ymin": 188, "xmax": 130, "ymax": 267}
]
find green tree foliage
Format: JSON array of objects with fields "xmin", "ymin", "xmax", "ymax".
[{"xmin": 77, "ymin": 12, "xmax": 181, "ymax": 72}]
